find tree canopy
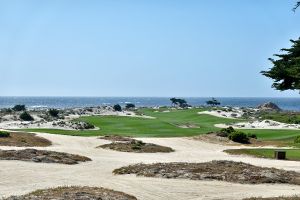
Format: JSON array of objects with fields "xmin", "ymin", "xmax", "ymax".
[
  {"xmin": 261, "ymin": 38, "xmax": 300, "ymax": 91},
  {"xmin": 170, "ymin": 98, "xmax": 189, "ymax": 108},
  {"xmin": 206, "ymin": 98, "xmax": 221, "ymax": 106},
  {"xmin": 293, "ymin": 1, "xmax": 300, "ymax": 12}
]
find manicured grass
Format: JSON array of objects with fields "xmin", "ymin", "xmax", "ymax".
[
  {"xmin": 21, "ymin": 108, "xmax": 238, "ymax": 137},
  {"xmin": 224, "ymin": 148, "xmax": 300, "ymax": 161},
  {"xmin": 19, "ymin": 108, "xmax": 300, "ymax": 140}
]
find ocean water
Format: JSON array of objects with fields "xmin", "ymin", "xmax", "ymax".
[{"xmin": 0, "ymin": 97, "xmax": 300, "ymax": 111}]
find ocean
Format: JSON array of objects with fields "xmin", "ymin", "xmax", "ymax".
[{"xmin": 0, "ymin": 97, "xmax": 300, "ymax": 111}]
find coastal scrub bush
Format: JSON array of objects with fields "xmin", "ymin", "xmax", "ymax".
[
  {"xmin": 113, "ymin": 104, "xmax": 122, "ymax": 112},
  {"xmin": 19, "ymin": 111, "xmax": 34, "ymax": 121},
  {"xmin": 217, "ymin": 126, "xmax": 235, "ymax": 137},
  {"xmin": 12, "ymin": 105, "xmax": 26, "ymax": 111},
  {"xmin": 0, "ymin": 131, "xmax": 10, "ymax": 137},
  {"xmin": 48, "ymin": 109, "xmax": 59, "ymax": 117},
  {"xmin": 294, "ymin": 136, "xmax": 300, "ymax": 144},
  {"xmin": 228, "ymin": 131, "xmax": 249, "ymax": 144},
  {"xmin": 247, "ymin": 133, "xmax": 257, "ymax": 139},
  {"xmin": 125, "ymin": 103, "xmax": 135, "ymax": 110}
]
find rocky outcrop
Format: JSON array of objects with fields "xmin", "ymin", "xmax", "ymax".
[{"xmin": 257, "ymin": 102, "xmax": 281, "ymax": 111}]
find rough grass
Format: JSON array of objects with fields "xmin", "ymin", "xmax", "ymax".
[
  {"xmin": 113, "ymin": 160, "xmax": 300, "ymax": 185},
  {"xmin": 0, "ymin": 132, "xmax": 51, "ymax": 147},
  {"xmin": 3, "ymin": 186, "xmax": 137, "ymax": 200},
  {"xmin": 0, "ymin": 149, "xmax": 91, "ymax": 164},
  {"xmin": 99, "ymin": 139, "xmax": 174, "ymax": 153},
  {"xmin": 224, "ymin": 148, "xmax": 300, "ymax": 161}
]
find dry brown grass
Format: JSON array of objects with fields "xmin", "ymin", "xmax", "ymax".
[
  {"xmin": 114, "ymin": 160, "xmax": 300, "ymax": 185},
  {"xmin": 4, "ymin": 186, "xmax": 137, "ymax": 200},
  {"xmin": 0, "ymin": 149, "xmax": 91, "ymax": 165},
  {"xmin": 0, "ymin": 132, "xmax": 51, "ymax": 147},
  {"xmin": 99, "ymin": 139, "xmax": 174, "ymax": 153}
]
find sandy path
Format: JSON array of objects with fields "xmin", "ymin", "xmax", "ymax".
[{"xmin": 1, "ymin": 133, "xmax": 300, "ymax": 200}]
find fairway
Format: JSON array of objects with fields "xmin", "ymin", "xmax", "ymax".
[
  {"xmin": 20, "ymin": 108, "xmax": 300, "ymax": 140},
  {"xmin": 225, "ymin": 148, "xmax": 300, "ymax": 161}
]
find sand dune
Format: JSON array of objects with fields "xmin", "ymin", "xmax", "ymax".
[{"xmin": 1, "ymin": 132, "xmax": 300, "ymax": 200}]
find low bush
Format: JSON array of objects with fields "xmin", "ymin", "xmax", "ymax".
[
  {"xmin": 12, "ymin": 105, "xmax": 26, "ymax": 111},
  {"xmin": 217, "ymin": 126, "xmax": 235, "ymax": 137},
  {"xmin": 0, "ymin": 131, "xmax": 10, "ymax": 137},
  {"xmin": 83, "ymin": 122, "xmax": 95, "ymax": 129},
  {"xmin": 294, "ymin": 136, "xmax": 300, "ymax": 144},
  {"xmin": 48, "ymin": 109, "xmax": 59, "ymax": 117},
  {"xmin": 19, "ymin": 111, "xmax": 34, "ymax": 121},
  {"xmin": 113, "ymin": 104, "xmax": 122, "ymax": 112},
  {"xmin": 247, "ymin": 133, "xmax": 257, "ymax": 139},
  {"xmin": 228, "ymin": 131, "xmax": 249, "ymax": 144},
  {"xmin": 125, "ymin": 103, "xmax": 135, "ymax": 110}
]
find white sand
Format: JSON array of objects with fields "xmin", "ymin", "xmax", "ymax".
[
  {"xmin": 199, "ymin": 109, "xmax": 245, "ymax": 119},
  {"xmin": 0, "ymin": 110, "xmax": 154, "ymax": 130},
  {"xmin": 1, "ymin": 132, "xmax": 300, "ymax": 200},
  {"xmin": 216, "ymin": 120, "xmax": 300, "ymax": 130}
]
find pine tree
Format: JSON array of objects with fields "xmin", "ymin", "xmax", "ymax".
[{"xmin": 261, "ymin": 38, "xmax": 300, "ymax": 91}]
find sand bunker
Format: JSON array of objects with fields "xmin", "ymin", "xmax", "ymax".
[
  {"xmin": 0, "ymin": 132, "xmax": 51, "ymax": 147},
  {"xmin": 4, "ymin": 186, "xmax": 137, "ymax": 200},
  {"xmin": 0, "ymin": 149, "xmax": 91, "ymax": 165},
  {"xmin": 113, "ymin": 160, "xmax": 300, "ymax": 185}
]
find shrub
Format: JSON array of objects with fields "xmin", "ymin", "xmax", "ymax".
[
  {"xmin": 83, "ymin": 122, "xmax": 95, "ymax": 129},
  {"xmin": 294, "ymin": 136, "xmax": 300, "ymax": 144},
  {"xmin": 228, "ymin": 131, "xmax": 249, "ymax": 144},
  {"xmin": 247, "ymin": 133, "xmax": 257, "ymax": 139},
  {"xmin": 113, "ymin": 104, "xmax": 122, "ymax": 112},
  {"xmin": 0, "ymin": 131, "xmax": 10, "ymax": 137},
  {"xmin": 217, "ymin": 126, "xmax": 235, "ymax": 137},
  {"xmin": 19, "ymin": 111, "xmax": 34, "ymax": 121},
  {"xmin": 125, "ymin": 103, "xmax": 135, "ymax": 110},
  {"xmin": 48, "ymin": 109, "xmax": 59, "ymax": 117},
  {"xmin": 12, "ymin": 105, "xmax": 26, "ymax": 111}
]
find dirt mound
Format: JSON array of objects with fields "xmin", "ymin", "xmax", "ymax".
[
  {"xmin": 4, "ymin": 186, "xmax": 137, "ymax": 200},
  {"xmin": 113, "ymin": 160, "xmax": 300, "ymax": 185},
  {"xmin": 0, "ymin": 149, "xmax": 91, "ymax": 165},
  {"xmin": 98, "ymin": 135, "xmax": 133, "ymax": 142},
  {"xmin": 0, "ymin": 132, "xmax": 51, "ymax": 147},
  {"xmin": 99, "ymin": 139, "xmax": 174, "ymax": 153}
]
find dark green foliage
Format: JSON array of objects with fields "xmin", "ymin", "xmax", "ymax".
[
  {"xmin": 130, "ymin": 140, "xmax": 145, "ymax": 150},
  {"xmin": 125, "ymin": 103, "xmax": 135, "ymax": 110},
  {"xmin": 113, "ymin": 104, "xmax": 122, "ymax": 112},
  {"xmin": 247, "ymin": 133, "xmax": 257, "ymax": 139},
  {"xmin": 20, "ymin": 111, "xmax": 34, "ymax": 121},
  {"xmin": 261, "ymin": 38, "xmax": 300, "ymax": 92},
  {"xmin": 228, "ymin": 131, "xmax": 250, "ymax": 144},
  {"xmin": 206, "ymin": 98, "xmax": 221, "ymax": 106},
  {"xmin": 0, "ymin": 131, "xmax": 10, "ymax": 137},
  {"xmin": 48, "ymin": 109, "xmax": 59, "ymax": 117},
  {"xmin": 12, "ymin": 105, "xmax": 26, "ymax": 111},
  {"xmin": 170, "ymin": 98, "xmax": 189, "ymax": 108},
  {"xmin": 217, "ymin": 126, "xmax": 235, "ymax": 137},
  {"xmin": 293, "ymin": 1, "xmax": 300, "ymax": 11},
  {"xmin": 294, "ymin": 136, "xmax": 300, "ymax": 143},
  {"xmin": 82, "ymin": 122, "xmax": 95, "ymax": 129}
]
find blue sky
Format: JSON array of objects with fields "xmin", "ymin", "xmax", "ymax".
[{"xmin": 1, "ymin": 0, "xmax": 300, "ymax": 97}]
